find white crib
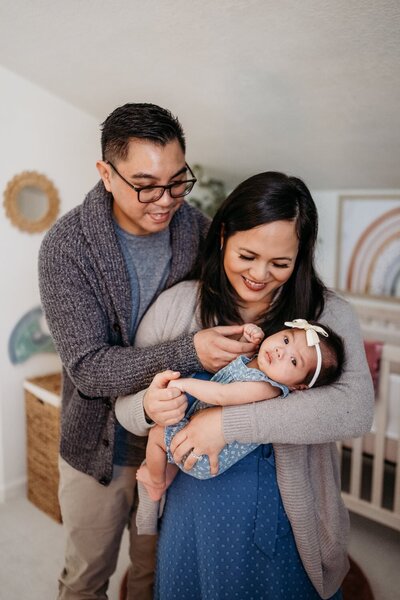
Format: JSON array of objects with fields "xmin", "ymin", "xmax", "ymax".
[{"xmin": 337, "ymin": 299, "xmax": 400, "ymax": 531}]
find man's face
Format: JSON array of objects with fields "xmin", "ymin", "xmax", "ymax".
[{"xmin": 97, "ymin": 138, "xmax": 186, "ymax": 235}]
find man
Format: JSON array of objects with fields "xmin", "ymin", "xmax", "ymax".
[{"xmin": 39, "ymin": 103, "xmax": 255, "ymax": 599}]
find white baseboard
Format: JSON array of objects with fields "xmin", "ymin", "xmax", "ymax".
[{"xmin": 0, "ymin": 477, "xmax": 26, "ymax": 502}]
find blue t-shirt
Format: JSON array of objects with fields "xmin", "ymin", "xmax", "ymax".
[{"xmin": 113, "ymin": 222, "xmax": 171, "ymax": 465}]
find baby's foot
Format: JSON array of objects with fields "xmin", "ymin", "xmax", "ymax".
[{"xmin": 136, "ymin": 465, "xmax": 167, "ymax": 501}]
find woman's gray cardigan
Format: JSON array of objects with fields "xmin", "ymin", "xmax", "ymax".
[
  {"xmin": 38, "ymin": 182, "xmax": 210, "ymax": 485},
  {"xmin": 116, "ymin": 280, "xmax": 374, "ymax": 599}
]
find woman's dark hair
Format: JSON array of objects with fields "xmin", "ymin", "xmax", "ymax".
[
  {"xmin": 198, "ymin": 171, "xmax": 327, "ymax": 335},
  {"xmin": 101, "ymin": 103, "xmax": 185, "ymax": 162}
]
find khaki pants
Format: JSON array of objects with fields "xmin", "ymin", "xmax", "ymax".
[{"xmin": 58, "ymin": 456, "xmax": 157, "ymax": 600}]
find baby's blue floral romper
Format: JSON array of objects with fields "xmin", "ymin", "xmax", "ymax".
[{"xmin": 164, "ymin": 355, "xmax": 289, "ymax": 478}]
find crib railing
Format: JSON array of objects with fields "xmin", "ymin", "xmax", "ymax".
[{"xmin": 338, "ymin": 343, "xmax": 400, "ymax": 531}]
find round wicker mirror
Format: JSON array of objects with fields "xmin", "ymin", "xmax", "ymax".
[{"xmin": 3, "ymin": 171, "xmax": 60, "ymax": 233}]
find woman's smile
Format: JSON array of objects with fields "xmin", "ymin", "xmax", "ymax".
[{"xmin": 242, "ymin": 275, "xmax": 268, "ymax": 291}]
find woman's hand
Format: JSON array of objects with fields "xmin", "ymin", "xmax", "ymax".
[
  {"xmin": 143, "ymin": 370, "xmax": 188, "ymax": 426},
  {"xmin": 170, "ymin": 407, "xmax": 225, "ymax": 475}
]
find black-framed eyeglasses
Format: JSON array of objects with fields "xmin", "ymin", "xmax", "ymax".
[{"xmin": 106, "ymin": 160, "xmax": 197, "ymax": 204}]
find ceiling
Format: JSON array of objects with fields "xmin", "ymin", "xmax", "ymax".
[{"xmin": 1, "ymin": 0, "xmax": 399, "ymax": 190}]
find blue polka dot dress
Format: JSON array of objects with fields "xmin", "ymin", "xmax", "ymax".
[{"xmin": 155, "ymin": 375, "xmax": 343, "ymax": 600}]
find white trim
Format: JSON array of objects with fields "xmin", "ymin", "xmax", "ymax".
[
  {"xmin": 0, "ymin": 476, "xmax": 26, "ymax": 503},
  {"xmin": 23, "ymin": 381, "xmax": 61, "ymax": 408}
]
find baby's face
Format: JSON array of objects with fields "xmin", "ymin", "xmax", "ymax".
[{"xmin": 256, "ymin": 328, "xmax": 317, "ymax": 389}]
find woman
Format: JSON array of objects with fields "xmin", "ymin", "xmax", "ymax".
[{"xmin": 116, "ymin": 172, "xmax": 373, "ymax": 599}]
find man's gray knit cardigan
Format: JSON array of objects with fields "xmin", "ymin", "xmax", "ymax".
[{"xmin": 38, "ymin": 181, "xmax": 210, "ymax": 485}]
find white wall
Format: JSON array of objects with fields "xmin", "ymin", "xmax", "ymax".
[{"xmin": 0, "ymin": 66, "xmax": 99, "ymax": 500}]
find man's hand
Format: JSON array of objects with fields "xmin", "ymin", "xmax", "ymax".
[
  {"xmin": 194, "ymin": 325, "xmax": 257, "ymax": 372},
  {"xmin": 143, "ymin": 370, "xmax": 188, "ymax": 426},
  {"xmin": 169, "ymin": 407, "xmax": 225, "ymax": 476}
]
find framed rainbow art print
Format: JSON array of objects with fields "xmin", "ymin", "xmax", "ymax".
[{"xmin": 335, "ymin": 195, "xmax": 400, "ymax": 302}]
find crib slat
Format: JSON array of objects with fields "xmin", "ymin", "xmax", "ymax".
[
  {"xmin": 393, "ymin": 376, "xmax": 400, "ymax": 514},
  {"xmin": 395, "ymin": 440, "xmax": 400, "ymax": 514},
  {"xmin": 336, "ymin": 440, "xmax": 342, "ymax": 462},
  {"xmin": 371, "ymin": 353, "xmax": 390, "ymax": 507},
  {"xmin": 350, "ymin": 437, "xmax": 363, "ymax": 497}
]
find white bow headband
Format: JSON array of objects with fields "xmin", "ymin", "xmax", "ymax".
[{"xmin": 284, "ymin": 319, "xmax": 329, "ymax": 388}]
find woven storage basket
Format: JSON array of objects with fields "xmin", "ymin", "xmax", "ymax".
[{"xmin": 25, "ymin": 373, "xmax": 62, "ymax": 523}]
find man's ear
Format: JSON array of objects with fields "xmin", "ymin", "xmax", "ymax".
[
  {"xmin": 96, "ymin": 160, "xmax": 113, "ymax": 192},
  {"xmin": 290, "ymin": 383, "xmax": 309, "ymax": 391}
]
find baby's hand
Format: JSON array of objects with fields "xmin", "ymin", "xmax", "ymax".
[{"xmin": 242, "ymin": 323, "xmax": 264, "ymax": 344}]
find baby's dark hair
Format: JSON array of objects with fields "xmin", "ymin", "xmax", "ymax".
[{"xmin": 307, "ymin": 323, "xmax": 345, "ymax": 388}]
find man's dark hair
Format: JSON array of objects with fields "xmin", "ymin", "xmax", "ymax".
[{"xmin": 100, "ymin": 103, "xmax": 186, "ymax": 162}]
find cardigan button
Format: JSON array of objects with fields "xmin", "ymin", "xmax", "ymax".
[
  {"xmin": 102, "ymin": 439, "xmax": 110, "ymax": 447},
  {"xmin": 98, "ymin": 476, "xmax": 110, "ymax": 486},
  {"xmin": 103, "ymin": 399, "xmax": 112, "ymax": 410},
  {"xmin": 113, "ymin": 323, "xmax": 121, "ymax": 333}
]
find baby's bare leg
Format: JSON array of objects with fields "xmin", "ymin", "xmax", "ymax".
[
  {"xmin": 136, "ymin": 426, "xmax": 167, "ymax": 498},
  {"xmin": 146, "ymin": 425, "xmax": 168, "ymax": 486},
  {"xmin": 136, "ymin": 425, "xmax": 178, "ymax": 501}
]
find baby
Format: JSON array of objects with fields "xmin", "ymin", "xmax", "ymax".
[{"xmin": 137, "ymin": 319, "xmax": 345, "ymax": 501}]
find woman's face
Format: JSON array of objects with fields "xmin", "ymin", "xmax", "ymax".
[{"xmin": 223, "ymin": 220, "xmax": 299, "ymax": 317}]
